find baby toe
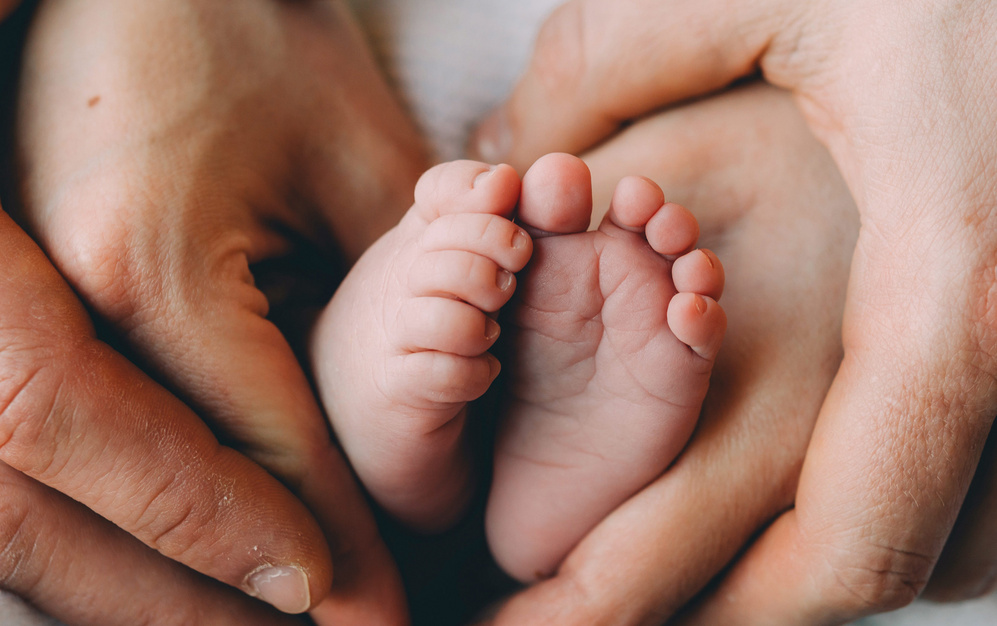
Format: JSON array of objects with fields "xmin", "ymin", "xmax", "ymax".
[
  {"xmin": 672, "ymin": 248, "xmax": 724, "ymax": 301},
  {"xmin": 408, "ymin": 250, "xmax": 517, "ymax": 312},
  {"xmin": 667, "ymin": 293, "xmax": 727, "ymax": 361},
  {"xmin": 420, "ymin": 213, "xmax": 532, "ymax": 273},
  {"xmin": 645, "ymin": 201, "xmax": 701, "ymax": 257},
  {"xmin": 398, "ymin": 297, "xmax": 501, "ymax": 356},
  {"xmin": 604, "ymin": 175, "xmax": 666, "ymax": 232},
  {"xmin": 413, "ymin": 160, "xmax": 521, "ymax": 221},
  {"xmin": 518, "ymin": 153, "xmax": 593, "ymax": 236},
  {"xmin": 396, "ymin": 352, "xmax": 500, "ymax": 406}
]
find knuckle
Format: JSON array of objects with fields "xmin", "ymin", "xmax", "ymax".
[
  {"xmin": 821, "ymin": 541, "xmax": 933, "ymax": 613},
  {"xmin": 127, "ymin": 465, "xmax": 225, "ymax": 560},
  {"xmin": 0, "ymin": 348, "xmax": 68, "ymax": 479},
  {"xmin": 46, "ymin": 188, "xmax": 153, "ymax": 326},
  {"xmin": 43, "ymin": 169, "xmax": 247, "ymax": 328},
  {"xmin": 46, "ymin": 175, "xmax": 262, "ymax": 336},
  {"xmin": 69, "ymin": 237, "xmax": 136, "ymax": 315}
]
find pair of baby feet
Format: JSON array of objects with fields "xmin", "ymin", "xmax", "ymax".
[{"xmin": 312, "ymin": 154, "xmax": 726, "ymax": 581}]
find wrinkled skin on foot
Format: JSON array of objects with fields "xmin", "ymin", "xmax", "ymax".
[
  {"xmin": 487, "ymin": 154, "xmax": 726, "ymax": 582},
  {"xmin": 1, "ymin": 0, "xmax": 425, "ymax": 623},
  {"xmin": 476, "ymin": 1, "xmax": 997, "ymax": 622}
]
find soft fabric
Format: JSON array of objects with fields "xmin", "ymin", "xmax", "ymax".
[{"xmin": 349, "ymin": 0, "xmax": 562, "ymax": 162}]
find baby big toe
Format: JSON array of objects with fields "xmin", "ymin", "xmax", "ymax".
[
  {"xmin": 517, "ymin": 153, "xmax": 594, "ymax": 236},
  {"xmin": 672, "ymin": 248, "xmax": 724, "ymax": 301},
  {"xmin": 413, "ymin": 160, "xmax": 521, "ymax": 220},
  {"xmin": 667, "ymin": 293, "xmax": 727, "ymax": 361}
]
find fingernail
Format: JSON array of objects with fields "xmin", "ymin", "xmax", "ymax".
[
  {"xmin": 474, "ymin": 107, "xmax": 511, "ymax": 164},
  {"xmin": 247, "ymin": 565, "xmax": 311, "ymax": 614},
  {"xmin": 474, "ymin": 165, "xmax": 498, "ymax": 188},
  {"xmin": 694, "ymin": 294, "xmax": 708, "ymax": 315},
  {"xmin": 512, "ymin": 229, "xmax": 530, "ymax": 250},
  {"xmin": 485, "ymin": 317, "xmax": 501, "ymax": 341},
  {"xmin": 486, "ymin": 353, "xmax": 502, "ymax": 380},
  {"xmin": 496, "ymin": 269, "xmax": 514, "ymax": 291},
  {"xmin": 700, "ymin": 249, "xmax": 715, "ymax": 268}
]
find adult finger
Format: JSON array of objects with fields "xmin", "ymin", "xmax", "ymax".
[
  {"xmin": 681, "ymin": 292, "xmax": 997, "ymax": 625},
  {"xmin": 486, "ymin": 83, "xmax": 858, "ymax": 625},
  {"xmin": 678, "ymin": 355, "xmax": 994, "ymax": 624},
  {"xmin": 680, "ymin": 49, "xmax": 997, "ymax": 626},
  {"xmin": 0, "ymin": 207, "xmax": 332, "ymax": 613},
  {"xmin": 15, "ymin": 0, "xmax": 352, "ymax": 480},
  {"xmin": 0, "ymin": 463, "xmax": 309, "ymax": 626},
  {"xmin": 18, "ymin": 102, "xmax": 407, "ymax": 626},
  {"xmin": 15, "ymin": 2, "xmax": 411, "ymax": 619},
  {"xmin": 471, "ymin": 0, "xmax": 805, "ymax": 170}
]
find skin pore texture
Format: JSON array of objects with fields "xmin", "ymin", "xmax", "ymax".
[
  {"xmin": 312, "ymin": 153, "xmax": 725, "ymax": 583},
  {"xmin": 312, "ymin": 160, "xmax": 532, "ymax": 532},
  {"xmin": 482, "ymin": 82, "xmax": 860, "ymax": 626},
  {"xmin": 470, "ymin": 0, "xmax": 997, "ymax": 622},
  {"xmin": 3, "ymin": 0, "xmax": 997, "ymax": 622},
  {"xmin": 487, "ymin": 155, "xmax": 724, "ymax": 581},
  {"xmin": 4, "ymin": 0, "xmax": 427, "ymax": 623}
]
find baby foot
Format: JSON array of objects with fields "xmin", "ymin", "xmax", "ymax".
[
  {"xmin": 486, "ymin": 154, "xmax": 727, "ymax": 581},
  {"xmin": 311, "ymin": 160, "xmax": 532, "ymax": 531}
]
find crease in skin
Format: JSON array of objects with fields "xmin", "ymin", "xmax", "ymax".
[
  {"xmin": 504, "ymin": 420, "xmax": 613, "ymax": 470},
  {"xmin": 592, "ymin": 362, "xmax": 698, "ymax": 412},
  {"xmin": 147, "ymin": 500, "xmax": 198, "ymax": 553},
  {"xmin": 508, "ymin": 304, "xmax": 600, "ymax": 345},
  {"xmin": 0, "ymin": 367, "xmax": 44, "ymax": 453},
  {"xmin": 499, "ymin": 449, "xmax": 578, "ymax": 472}
]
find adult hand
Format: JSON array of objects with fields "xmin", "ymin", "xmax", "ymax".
[
  {"xmin": 474, "ymin": 2, "xmax": 997, "ymax": 622},
  {"xmin": 478, "ymin": 82, "xmax": 846, "ymax": 624},
  {"xmin": 0, "ymin": 204, "xmax": 319, "ymax": 625},
  {"xmin": 3, "ymin": 0, "xmax": 426, "ymax": 623}
]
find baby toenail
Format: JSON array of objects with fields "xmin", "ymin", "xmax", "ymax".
[
  {"xmin": 512, "ymin": 229, "xmax": 529, "ymax": 249},
  {"xmin": 485, "ymin": 317, "xmax": 501, "ymax": 341},
  {"xmin": 473, "ymin": 166, "xmax": 498, "ymax": 188},
  {"xmin": 497, "ymin": 269, "xmax": 514, "ymax": 291},
  {"xmin": 700, "ymin": 249, "xmax": 715, "ymax": 268},
  {"xmin": 694, "ymin": 294, "xmax": 708, "ymax": 315}
]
